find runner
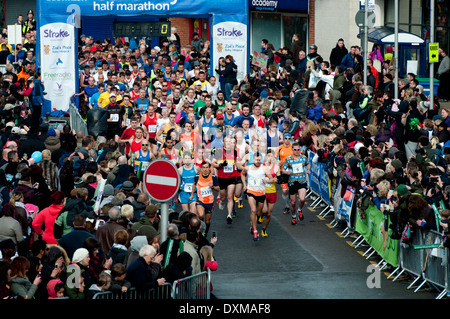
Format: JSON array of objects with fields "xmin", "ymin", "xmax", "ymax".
[
  {"xmin": 156, "ymin": 111, "xmax": 180, "ymax": 146},
  {"xmin": 281, "ymin": 142, "xmax": 311, "ymax": 225},
  {"xmin": 212, "ymin": 135, "xmax": 241, "ymax": 224},
  {"xmin": 118, "ymin": 116, "xmax": 139, "ymax": 157},
  {"xmin": 141, "ymin": 105, "xmax": 161, "ymax": 156},
  {"xmin": 241, "ymin": 152, "xmax": 275, "ymax": 241},
  {"xmin": 129, "ymin": 126, "xmax": 145, "ymax": 155},
  {"xmin": 179, "ymin": 121, "xmax": 202, "ymax": 157},
  {"xmin": 260, "ymin": 149, "xmax": 280, "ymax": 237},
  {"xmin": 190, "ymin": 161, "xmax": 220, "ymax": 236},
  {"xmin": 275, "ymin": 132, "xmax": 294, "ymax": 215},
  {"xmin": 157, "ymin": 134, "xmax": 180, "ymax": 167},
  {"xmin": 132, "ymin": 139, "xmax": 155, "ymax": 177},
  {"xmin": 178, "ymin": 153, "xmax": 201, "ymax": 215},
  {"xmin": 234, "ymin": 129, "xmax": 249, "ymax": 209}
]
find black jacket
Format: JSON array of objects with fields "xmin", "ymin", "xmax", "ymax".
[{"xmin": 329, "ymin": 44, "xmax": 348, "ymax": 67}]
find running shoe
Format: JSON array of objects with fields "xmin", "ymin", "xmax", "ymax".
[
  {"xmin": 261, "ymin": 229, "xmax": 268, "ymax": 237},
  {"xmin": 232, "ymin": 209, "xmax": 237, "ymax": 218},
  {"xmin": 238, "ymin": 200, "xmax": 243, "ymax": 209},
  {"xmin": 257, "ymin": 215, "xmax": 264, "ymax": 224},
  {"xmin": 227, "ymin": 215, "xmax": 232, "ymax": 224},
  {"xmin": 253, "ymin": 229, "xmax": 259, "ymax": 241},
  {"xmin": 291, "ymin": 215, "xmax": 297, "ymax": 225},
  {"xmin": 298, "ymin": 209, "xmax": 304, "ymax": 221},
  {"xmin": 218, "ymin": 200, "xmax": 224, "ymax": 210},
  {"xmin": 283, "ymin": 206, "xmax": 290, "ymax": 215}
]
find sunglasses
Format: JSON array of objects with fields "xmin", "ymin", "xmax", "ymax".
[
  {"xmin": 141, "ymin": 144, "xmax": 149, "ymax": 146},
  {"xmin": 293, "ymin": 148, "xmax": 300, "ymax": 151}
]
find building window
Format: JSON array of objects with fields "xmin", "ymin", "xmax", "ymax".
[
  {"xmin": 250, "ymin": 11, "xmax": 308, "ymax": 56},
  {"xmin": 385, "ymin": 0, "xmax": 449, "ymax": 53}
]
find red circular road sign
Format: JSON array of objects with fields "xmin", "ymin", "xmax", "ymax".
[{"xmin": 143, "ymin": 159, "xmax": 180, "ymax": 202}]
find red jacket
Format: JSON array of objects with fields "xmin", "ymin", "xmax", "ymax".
[{"xmin": 32, "ymin": 204, "xmax": 64, "ymax": 245}]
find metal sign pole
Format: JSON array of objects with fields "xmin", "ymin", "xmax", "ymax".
[
  {"xmin": 363, "ymin": 0, "xmax": 368, "ymax": 87},
  {"xmin": 430, "ymin": 0, "xmax": 435, "ymax": 107},
  {"xmin": 160, "ymin": 201, "xmax": 168, "ymax": 243},
  {"xmin": 394, "ymin": 0, "xmax": 399, "ymax": 100}
]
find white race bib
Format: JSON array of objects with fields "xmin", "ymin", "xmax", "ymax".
[
  {"xmin": 292, "ymin": 163, "xmax": 304, "ymax": 174},
  {"xmin": 183, "ymin": 183, "xmax": 193, "ymax": 193},
  {"xmin": 201, "ymin": 187, "xmax": 212, "ymax": 197},
  {"xmin": 185, "ymin": 140, "xmax": 193, "ymax": 150},
  {"xmin": 248, "ymin": 177, "xmax": 261, "ymax": 187},
  {"xmin": 148, "ymin": 125, "xmax": 157, "ymax": 133},
  {"xmin": 110, "ymin": 114, "xmax": 119, "ymax": 122},
  {"xmin": 224, "ymin": 164, "xmax": 234, "ymax": 173},
  {"xmin": 141, "ymin": 161, "xmax": 150, "ymax": 172}
]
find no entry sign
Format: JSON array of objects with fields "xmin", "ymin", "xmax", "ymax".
[{"xmin": 143, "ymin": 159, "xmax": 180, "ymax": 202}]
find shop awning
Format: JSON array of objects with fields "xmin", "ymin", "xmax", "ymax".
[{"xmin": 358, "ymin": 26, "xmax": 425, "ymax": 45}]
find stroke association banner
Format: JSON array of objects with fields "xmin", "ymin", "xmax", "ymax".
[
  {"xmin": 39, "ymin": 23, "xmax": 76, "ymax": 112},
  {"xmin": 212, "ymin": 21, "xmax": 248, "ymax": 83}
]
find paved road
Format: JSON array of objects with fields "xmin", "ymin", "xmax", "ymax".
[{"xmin": 201, "ymin": 190, "xmax": 437, "ymax": 299}]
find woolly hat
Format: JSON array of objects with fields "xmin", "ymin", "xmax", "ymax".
[
  {"xmin": 391, "ymin": 159, "xmax": 403, "ymax": 170},
  {"xmin": 396, "ymin": 184, "xmax": 410, "ymax": 196},
  {"xmin": 72, "ymin": 248, "xmax": 89, "ymax": 263},
  {"xmin": 44, "ymin": 136, "xmax": 61, "ymax": 152},
  {"xmin": 103, "ymin": 184, "xmax": 114, "ymax": 197}
]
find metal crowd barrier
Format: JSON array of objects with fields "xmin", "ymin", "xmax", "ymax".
[
  {"xmin": 92, "ymin": 283, "xmax": 173, "ymax": 300},
  {"xmin": 69, "ymin": 103, "xmax": 88, "ymax": 136},
  {"xmin": 392, "ymin": 229, "xmax": 448, "ymax": 298},
  {"xmin": 91, "ymin": 270, "xmax": 211, "ymax": 300},
  {"xmin": 172, "ymin": 270, "xmax": 211, "ymax": 299}
]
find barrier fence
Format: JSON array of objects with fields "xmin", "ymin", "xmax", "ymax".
[
  {"xmin": 305, "ymin": 150, "xmax": 450, "ymax": 299},
  {"xmin": 92, "ymin": 270, "xmax": 210, "ymax": 300}
]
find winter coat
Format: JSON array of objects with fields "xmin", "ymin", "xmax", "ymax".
[
  {"xmin": 10, "ymin": 277, "xmax": 38, "ymax": 299},
  {"xmin": 340, "ymin": 53, "xmax": 356, "ymax": 70},
  {"xmin": 215, "ymin": 62, "xmax": 237, "ymax": 85},
  {"xmin": 53, "ymin": 198, "xmax": 95, "ymax": 240},
  {"xmin": 330, "ymin": 44, "xmax": 348, "ymax": 67},
  {"xmin": 14, "ymin": 183, "xmax": 36, "ymax": 205},
  {"xmin": 307, "ymin": 104, "xmax": 323, "ymax": 123},
  {"xmin": 32, "ymin": 204, "xmax": 64, "ymax": 245},
  {"xmin": 125, "ymin": 256, "xmax": 160, "ymax": 290},
  {"xmin": 107, "ymin": 243, "xmax": 128, "ymax": 266}
]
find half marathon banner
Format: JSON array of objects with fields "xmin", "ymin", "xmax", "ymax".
[
  {"xmin": 39, "ymin": 23, "xmax": 76, "ymax": 112},
  {"xmin": 355, "ymin": 205, "xmax": 399, "ymax": 267}
]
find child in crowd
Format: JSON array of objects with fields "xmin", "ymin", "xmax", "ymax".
[
  {"xmin": 109, "ymin": 263, "xmax": 131, "ymax": 294},
  {"xmin": 47, "ymin": 279, "xmax": 65, "ymax": 299}
]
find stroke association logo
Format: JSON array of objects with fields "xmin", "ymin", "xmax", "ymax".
[{"xmin": 42, "ymin": 28, "xmax": 70, "ymax": 39}]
